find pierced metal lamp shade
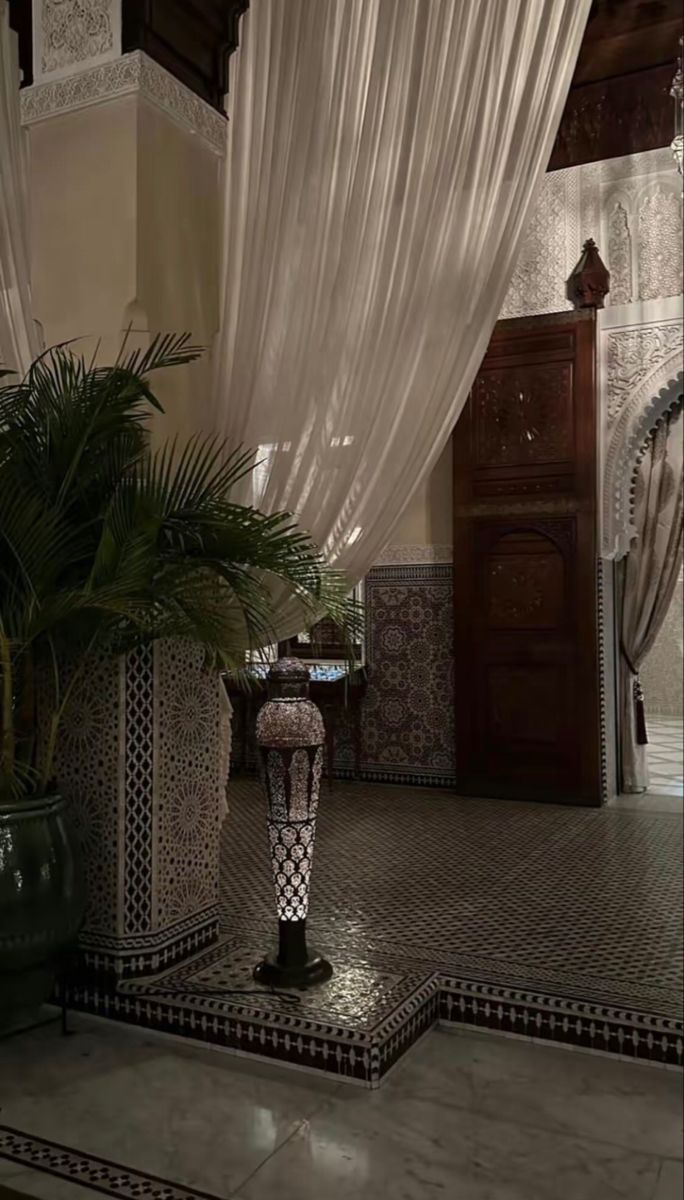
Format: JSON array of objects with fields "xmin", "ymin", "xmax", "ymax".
[{"xmin": 254, "ymin": 658, "xmax": 332, "ymax": 988}]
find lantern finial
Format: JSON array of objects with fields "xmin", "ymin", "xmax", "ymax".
[{"xmin": 566, "ymin": 238, "xmax": 610, "ymax": 310}]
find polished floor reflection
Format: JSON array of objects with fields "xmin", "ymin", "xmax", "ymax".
[{"xmin": 0, "ymin": 1015, "xmax": 682, "ymax": 1199}]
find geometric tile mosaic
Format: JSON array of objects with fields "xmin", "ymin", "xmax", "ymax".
[
  {"xmin": 55, "ymin": 641, "xmax": 223, "ymax": 983},
  {"xmin": 357, "ymin": 564, "xmax": 456, "ymax": 785},
  {"xmin": 123, "ymin": 643, "xmax": 155, "ymax": 935},
  {"xmin": 233, "ymin": 564, "xmax": 458, "ymax": 788},
  {"xmin": 61, "ymin": 776, "xmax": 683, "ymax": 1082},
  {"xmin": 0, "ymin": 1127, "xmax": 223, "ymax": 1200},
  {"xmin": 221, "ymin": 780, "xmax": 684, "ymax": 1015}
]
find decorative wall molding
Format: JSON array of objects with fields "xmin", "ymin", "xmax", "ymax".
[
  {"xmin": 373, "ymin": 543, "xmax": 453, "ymax": 566},
  {"xmin": 602, "ymin": 346, "xmax": 683, "ymax": 559},
  {"xmin": 605, "ymin": 324, "xmax": 683, "ymax": 425},
  {"xmin": 20, "ymin": 50, "xmax": 227, "ymax": 156},
  {"xmin": 33, "ymin": 0, "xmax": 122, "ymax": 83}
]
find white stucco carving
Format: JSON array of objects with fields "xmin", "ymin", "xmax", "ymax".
[
  {"xmin": 32, "ymin": 0, "xmax": 121, "ymax": 83},
  {"xmin": 500, "ymin": 169, "xmax": 579, "ymax": 319},
  {"xmin": 20, "ymin": 51, "xmax": 227, "ymax": 157},
  {"xmin": 607, "ymin": 201, "xmax": 632, "ymax": 305},
  {"xmin": 602, "ymin": 325, "xmax": 683, "ymax": 559},
  {"xmin": 605, "ymin": 324, "xmax": 683, "ymax": 424},
  {"xmin": 374, "ymin": 544, "xmax": 453, "ymax": 567},
  {"xmin": 637, "ymin": 186, "xmax": 683, "ymax": 301}
]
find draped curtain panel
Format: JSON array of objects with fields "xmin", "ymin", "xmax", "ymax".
[
  {"xmin": 619, "ymin": 402, "xmax": 684, "ymax": 793},
  {"xmin": 212, "ymin": 0, "xmax": 591, "ymax": 631},
  {"xmin": 0, "ymin": 0, "xmax": 40, "ymax": 376}
]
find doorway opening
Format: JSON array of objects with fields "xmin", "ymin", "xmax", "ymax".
[
  {"xmin": 640, "ymin": 561, "xmax": 683, "ymax": 797},
  {"xmin": 615, "ymin": 399, "xmax": 683, "ymax": 806}
]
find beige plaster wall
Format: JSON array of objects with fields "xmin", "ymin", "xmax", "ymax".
[
  {"xmin": 27, "ymin": 95, "xmax": 221, "ymax": 443},
  {"xmin": 137, "ymin": 101, "xmax": 222, "ymax": 443},
  {"xmin": 391, "ymin": 442, "xmax": 453, "ymax": 546},
  {"xmin": 29, "ymin": 96, "xmax": 138, "ymax": 358}
]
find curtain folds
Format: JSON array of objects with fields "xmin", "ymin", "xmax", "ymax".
[
  {"xmin": 212, "ymin": 0, "xmax": 591, "ymax": 629},
  {"xmin": 0, "ymin": 0, "xmax": 39, "ymax": 376},
  {"xmin": 619, "ymin": 403, "xmax": 684, "ymax": 793}
]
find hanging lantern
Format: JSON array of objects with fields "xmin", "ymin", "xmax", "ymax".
[
  {"xmin": 254, "ymin": 658, "xmax": 332, "ymax": 988},
  {"xmin": 671, "ymin": 38, "xmax": 683, "ymax": 178}
]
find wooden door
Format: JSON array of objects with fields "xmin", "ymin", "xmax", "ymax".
[{"xmin": 453, "ymin": 311, "xmax": 602, "ymax": 805}]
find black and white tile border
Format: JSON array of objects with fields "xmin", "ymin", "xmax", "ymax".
[
  {"xmin": 438, "ymin": 977, "xmax": 684, "ymax": 1067},
  {"xmin": 77, "ymin": 910, "xmax": 220, "ymax": 982},
  {"xmin": 58, "ymin": 943, "xmax": 683, "ymax": 1086},
  {"xmin": 0, "ymin": 1126, "xmax": 224, "ymax": 1200},
  {"xmin": 59, "ymin": 960, "xmax": 441, "ymax": 1088}
]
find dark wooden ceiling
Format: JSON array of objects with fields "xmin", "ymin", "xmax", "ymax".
[
  {"xmin": 9, "ymin": 0, "xmax": 683, "ymax": 168},
  {"xmin": 550, "ymin": 0, "xmax": 682, "ymax": 168},
  {"xmin": 572, "ymin": 0, "xmax": 681, "ymax": 84}
]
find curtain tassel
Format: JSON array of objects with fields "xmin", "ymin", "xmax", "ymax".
[{"xmin": 633, "ymin": 676, "xmax": 648, "ymax": 745}]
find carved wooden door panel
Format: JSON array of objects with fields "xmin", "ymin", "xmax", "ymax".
[{"xmin": 453, "ymin": 312, "xmax": 601, "ymax": 805}]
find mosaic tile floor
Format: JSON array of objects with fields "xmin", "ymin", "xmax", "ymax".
[
  {"xmin": 220, "ymin": 780, "xmax": 683, "ymax": 1017},
  {"xmin": 648, "ymin": 718, "xmax": 684, "ymax": 798},
  {"xmin": 63, "ymin": 779, "xmax": 683, "ymax": 1080}
]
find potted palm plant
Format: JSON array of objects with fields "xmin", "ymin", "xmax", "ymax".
[{"xmin": 0, "ymin": 333, "xmax": 346, "ymax": 1030}]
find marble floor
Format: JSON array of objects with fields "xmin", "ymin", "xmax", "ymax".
[{"xmin": 0, "ymin": 1014, "xmax": 682, "ymax": 1200}]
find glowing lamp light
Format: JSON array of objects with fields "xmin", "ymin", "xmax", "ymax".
[{"xmin": 253, "ymin": 658, "xmax": 332, "ymax": 989}]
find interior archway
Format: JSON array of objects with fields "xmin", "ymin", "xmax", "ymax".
[{"xmin": 615, "ymin": 395, "xmax": 683, "ymax": 806}]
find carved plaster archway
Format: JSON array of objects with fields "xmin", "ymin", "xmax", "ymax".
[{"xmin": 602, "ymin": 346, "xmax": 683, "ymax": 560}]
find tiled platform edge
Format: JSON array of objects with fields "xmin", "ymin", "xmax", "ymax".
[{"xmin": 57, "ymin": 945, "xmax": 683, "ymax": 1086}]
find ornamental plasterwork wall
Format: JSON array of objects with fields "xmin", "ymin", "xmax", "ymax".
[
  {"xmin": 587, "ymin": 148, "xmax": 684, "ymax": 307},
  {"xmin": 498, "ymin": 148, "xmax": 682, "ymax": 324},
  {"xmin": 601, "ymin": 321, "xmax": 683, "ymax": 559},
  {"xmin": 374, "ymin": 544, "xmax": 453, "ymax": 566},
  {"xmin": 492, "ymin": 148, "xmax": 682, "ymax": 561},
  {"xmin": 584, "ymin": 150, "xmax": 684, "ymax": 558},
  {"xmin": 20, "ymin": 51, "xmax": 227, "ymax": 157},
  {"xmin": 500, "ymin": 169, "xmax": 579, "ymax": 319},
  {"xmin": 32, "ymin": 0, "xmax": 122, "ymax": 83}
]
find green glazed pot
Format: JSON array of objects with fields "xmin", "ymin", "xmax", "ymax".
[{"xmin": 0, "ymin": 794, "xmax": 85, "ymax": 1033}]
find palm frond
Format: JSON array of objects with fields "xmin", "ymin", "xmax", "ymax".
[{"xmin": 0, "ymin": 332, "xmax": 358, "ymax": 799}]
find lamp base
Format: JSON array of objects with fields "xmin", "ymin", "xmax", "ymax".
[
  {"xmin": 253, "ymin": 952, "xmax": 333, "ymax": 990},
  {"xmin": 254, "ymin": 919, "xmax": 333, "ymax": 990}
]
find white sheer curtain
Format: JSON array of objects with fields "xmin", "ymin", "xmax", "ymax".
[
  {"xmin": 213, "ymin": 0, "xmax": 591, "ymax": 611},
  {"xmin": 0, "ymin": 0, "xmax": 40, "ymax": 376}
]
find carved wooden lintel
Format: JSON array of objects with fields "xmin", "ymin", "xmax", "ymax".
[
  {"xmin": 566, "ymin": 239, "xmax": 610, "ymax": 310},
  {"xmin": 549, "ymin": 64, "xmax": 677, "ymax": 170}
]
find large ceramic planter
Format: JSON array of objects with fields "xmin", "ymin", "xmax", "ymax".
[{"xmin": 0, "ymin": 794, "xmax": 85, "ymax": 1032}]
